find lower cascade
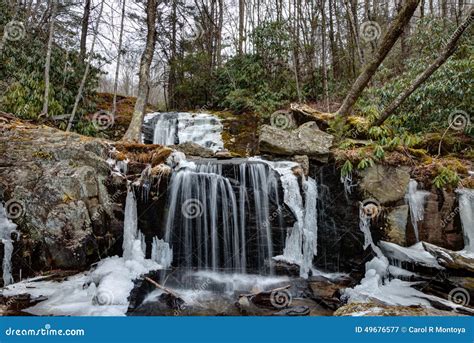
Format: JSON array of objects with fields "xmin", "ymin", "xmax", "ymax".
[{"xmin": 159, "ymin": 156, "xmax": 318, "ymax": 277}]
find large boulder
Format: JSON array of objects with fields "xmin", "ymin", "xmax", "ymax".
[
  {"xmin": 0, "ymin": 121, "xmax": 125, "ymax": 280},
  {"xmin": 259, "ymin": 122, "xmax": 334, "ymax": 161},
  {"xmin": 358, "ymin": 165, "xmax": 411, "ymax": 204}
]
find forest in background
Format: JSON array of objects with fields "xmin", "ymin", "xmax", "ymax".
[{"xmin": 0, "ymin": 0, "xmax": 472, "ymax": 188}]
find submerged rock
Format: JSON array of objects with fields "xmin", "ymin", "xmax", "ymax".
[{"xmin": 259, "ymin": 122, "xmax": 333, "ymax": 162}]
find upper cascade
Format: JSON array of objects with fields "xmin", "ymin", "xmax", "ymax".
[{"xmin": 143, "ymin": 112, "xmax": 224, "ymax": 152}]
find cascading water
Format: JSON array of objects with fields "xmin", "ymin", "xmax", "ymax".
[
  {"xmin": 162, "ymin": 158, "xmax": 286, "ymax": 274},
  {"xmin": 405, "ymin": 179, "xmax": 430, "ymax": 242},
  {"xmin": 0, "ymin": 204, "xmax": 18, "ymax": 286},
  {"xmin": 456, "ymin": 188, "xmax": 474, "ymax": 254},
  {"xmin": 144, "ymin": 112, "xmax": 224, "ymax": 152}
]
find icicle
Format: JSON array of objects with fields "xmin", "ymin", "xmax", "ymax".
[
  {"xmin": 456, "ymin": 189, "xmax": 474, "ymax": 253},
  {"xmin": 405, "ymin": 180, "xmax": 430, "ymax": 242},
  {"xmin": 123, "ymin": 190, "xmax": 138, "ymax": 261},
  {"xmin": 0, "ymin": 204, "xmax": 18, "ymax": 286},
  {"xmin": 151, "ymin": 237, "xmax": 173, "ymax": 269}
]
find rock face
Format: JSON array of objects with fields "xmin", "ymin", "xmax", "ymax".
[
  {"xmin": 0, "ymin": 121, "xmax": 124, "ymax": 282},
  {"xmin": 359, "ymin": 165, "xmax": 411, "ymax": 204},
  {"xmin": 407, "ymin": 189, "xmax": 464, "ymax": 250},
  {"xmin": 259, "ymin": 122, "xmax": 334, "ymax": 162},
  {"xmin": 384, "ymin": 205, "xmax": 409, "ymax": 246}
]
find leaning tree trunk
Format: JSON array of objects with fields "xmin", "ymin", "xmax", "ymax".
[
  {"xmin": 66, "ymin": 0, "xmax": 105, "ymax": 132},
  {"xmin": 40, "ymin": 0, "xmax": 58, "ymax": 117},
  {"xmin": 336, "ymin": 0, "xmax": 420, "ymax": 117},
  {"xmin": 373, "ymin": 10, "xmax": 474, "ymax": 127},
  {"xmin": 122, "ymin": 0, "xmax": 158, "ymax": 142}
]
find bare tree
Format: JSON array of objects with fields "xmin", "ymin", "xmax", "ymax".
[
  {"xmin": 373, "ymin": 10, "xmax": 474, "ymax": 126},
  {"xmin": 238, "ymin": 0, "xmax": 245, "ymax": 54},
  {"xmin": 79, "ymin": 0, "xmax": 91, "ymax": 60},
  {"xmin": 40, "ymin": 0, "xmax": 58, "ymax": 117},
  {"xmin": 123, "ymin": 0, "xmax": 159, "ymax": 142},
  {"xmin": 337, "ymin": 0, "xmax": 420, "ymax": 117},
  {"xmin": 112, "ymin": 0, "xmax": 127, "ymax": 116},
  {"xmin": 66, "ymin": 0, "xmax": 105, "ymax": 132}
]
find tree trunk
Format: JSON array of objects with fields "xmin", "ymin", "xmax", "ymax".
[
  {"xmin": 66, "ymin": 0, "xmax": 105, "ymax": 132},
  {"xmin": 168, "ymin": 0, "xmax": 177, "ymax": 109},
  {"xmin": 112, "ymin": 0, "xmax": 126, "ymax": 116},
  {"xmin": 123, "ymin": 0, "xmax": 158, "ymax": 142},
  {"xmin": 238, "ymin": 0, "xmax": 245, "ymax": 54},
  {"xmin": 373, "ymin": 10, "xmax": 473, "ymax": 127},
  {"xmin": 344, "ymin": 0, "xmax": 365, "ymax": 65},
  {"xmin": 321, "ymin": 0, "xmax": 329, "ymax": 111},
  {"xmin": 79, "ymin": 0, "xmax": 91, "ymax": 60},
  {"xmin": 336, "ymin": 0, "xmax": 420, "ymax": 117},
  {"xmin": 40, "ymin": 0, "xmax": 58, "ymax": 117}
]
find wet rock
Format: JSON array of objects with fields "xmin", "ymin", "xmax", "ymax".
[
  {"xmin": 274, "ymin": 306, "xmax": 310, "ymax": 316},
  {"xmin": 384, "ymin": 205, "xmax": 409, "ymax": 246},
  {"xmin": 293, "ymin": 155, "xmax": 309, "ymax": 176},
  {"xmin": 259, "ymin": 122, "xmax": 334, "ymax": 162},
  {"xmin": 215, "ymin": 150, "xmax": 233, "ymax": 159},
  {"xmin": 409, "ymin": 189, "xmax": 464, "ymax": 250},
  {"xmin": 422, "ymin": 243, "xmax": 474, "ymax": 274},
  {"xmin": 359, "ymin": 165, "xmax": 410, "ymax": 204},
  {"xmin": 171, "ymin": 142, "xmax": 215, "ymax": 158}
]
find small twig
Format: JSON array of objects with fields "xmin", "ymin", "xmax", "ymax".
[{"xmin": 145, "ymin": 277, "xmax": 180, "ymax": 298}]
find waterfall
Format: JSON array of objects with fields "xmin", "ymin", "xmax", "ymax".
[
  {"xmin": 457, "ymin": 189, "xmax": 474, "ymax": 253},
  {"xmin": 147, "ymin": 112, "xmax": 224, "ymax": 152},
  {"xmin": 162, "ymin": 159, "xmax": 284, "ymax": 274},
  {"xmin": 405, "ymin": 179, "xmax": 430, "ymax": 242},
  {"xmin": 0, "ymin": 204, "xmax": 18, "ymax": 286}
]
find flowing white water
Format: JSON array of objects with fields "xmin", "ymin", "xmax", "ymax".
[
  {"xmin": 456, "ymin": 188, "xmax": 474, "ymax": 253},
  {"xmin": 123, "ymin": 191, "xmax": 139, "ymax": 261},
  {"xmin": 405, "ymin": 179, "xmax": 430, "ymax": 242},
  {"xmin": 162, "ymin": 159, "xmax": 282, "ymax": 273},
  {"xmin": 0, "ymin": 204, "xmax": 18, "ymax": 286},
  {"xmin": 149, "ymin": 112, "xmax": 224, "ymax": 152}
]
